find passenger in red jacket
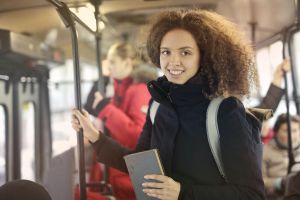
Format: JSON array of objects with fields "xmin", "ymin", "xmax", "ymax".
[{"xmin": 85, "ymin": 42, "xmax": 158, "ymax": 200}]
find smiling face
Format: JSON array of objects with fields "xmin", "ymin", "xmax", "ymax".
[{"xmin": 159, "ymin": 29, "xmax": 200, "ymax": 84}]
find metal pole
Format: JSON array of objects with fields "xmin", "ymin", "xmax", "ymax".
[
  {"xmin": 45, "ymin": 0, "xmax": 87, "ymax": 199},
  {"xmin": 89, "ymin": 0, "xmax": 113, "ymax": 195},
  {"xmin": 296, "ymin": 0, "xmax": 300, "ymax": 24},
  {"xmin": 282, "ymin": 30, "xmax": 295, "ymax": 174},
  {"xmin": 70, "ymin": 24, "xmax": 87, "ymax": 200},
  {"xmin": 283, "ymin": 72, "xmax": 295, "ymax": 174},
  {"xmin": 91, "ymin": 0, "xmax": 105, "ymax": 93}
]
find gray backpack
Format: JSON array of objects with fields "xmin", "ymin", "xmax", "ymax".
[{"xmin": 149, "ymin": 97, "xmax": 228, "ymax": 181}]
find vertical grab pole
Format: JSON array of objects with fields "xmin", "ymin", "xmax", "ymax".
[
  {"xmin": 282, "ymin": 30, "xmax": 295, "ymax": 174},
  {"xmin": 283, "ymin": 71, "xmax": 295, "ymax": 174},
  {"xmin": 70, "ymin": 24, "xmax": 87, "ymax": 200},
  {"xmin": 90, "ymin": 1, "xmax": 113, "ymax": 195},
  {"xmin": 92, "ymin": 0, "xmax": 105, "ymax": 94},
  {"xmin": 55, "ymin": 2, "xmax": 87, "ymax": 199},
  {"xmin": 91, "ymin": 0, "xmax": 109, "ymax": 187}
]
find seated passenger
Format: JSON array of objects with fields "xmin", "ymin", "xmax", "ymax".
[
  {"xmin": 0, "ymin": 179, "xmax": 52, "ymax": 200},
  {"xmin": 263, "ymin": 114, "xmax": 300, "ymax": 199}
]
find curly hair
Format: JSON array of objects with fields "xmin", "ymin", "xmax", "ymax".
[{"xmin": 146, "ymin": 9, "xmax": 258, "ymax": 98}]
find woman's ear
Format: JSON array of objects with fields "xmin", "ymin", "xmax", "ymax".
[{"xmin": 125, "ymin": 58, "xmax": 133, "ymax": 68}]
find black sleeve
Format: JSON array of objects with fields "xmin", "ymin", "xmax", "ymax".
[
  {"xmin": 91, "ymin": 107, "xmax": 153, "ymax": 172},
  {"xmin": 91, "ymin": 134, "xmax": 130, "ymax": 172},
  {"xmin": 257, "ymin": 83, "xmax": 284, "ymax": 112},
  {"xmin": 179, "ymin": 97, "xmax": 265, "ymax": 200},
  {"xmin": 92, "ymin": 97, "xmax": 110, "ymax": 116},
  {"xmin": 84, "ymin": 82, "xmax": 98, "ymax": 114}
]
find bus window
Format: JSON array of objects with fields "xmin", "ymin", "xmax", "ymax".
[
  {"xmin": 269, "ymin": 41, "xmax": 283, "ymax": 69},
  {"xmin": 0, "ymin": 105, "xmax": 6, "ymax": 185},
  {"xmin": 20, "ymin": 102, "xmax": 35, "ymax": 181},
  {"xmin": 256, "ymin": 47, "xmax": 272, "ymax": 96},
  {"xmin": 256, "ymin": 41, "xmax": 285, "ymax": 97},
  {"xmin": 49, "ymin": 60, "xmax": 77, "ymax": 156}
]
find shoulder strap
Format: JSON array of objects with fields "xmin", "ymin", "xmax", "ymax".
[
  {"xmin": 150, "ymin": 100, "xmax": 160, "ymax": 124},
  {"xmin": 206, "ymin": 96, "xmax": 228, "ymax": 182}
]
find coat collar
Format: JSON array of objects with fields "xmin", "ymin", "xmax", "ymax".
[{"xmin": 147, "ymin": 76, "xmax": 208, "ymax": 106}]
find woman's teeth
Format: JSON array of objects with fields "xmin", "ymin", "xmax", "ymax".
[{"xmin": 169, "ymin": 70, "xmax": 183, "ymax": 75}]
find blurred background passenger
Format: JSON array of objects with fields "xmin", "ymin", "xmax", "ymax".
[
  {"xmin": 262, "ymin": 113, "xmax": 300, "ymax": 200},
  {"xmin": 83, "ymin": 42, "xmax": 157, "ymax": 200}
]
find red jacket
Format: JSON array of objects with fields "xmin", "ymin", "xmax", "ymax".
[
  {"xmin": 90, "ymin": 65, "xmax": 157, "ymax": 200},
  {"xmin": 99, "ymin": 78, "xmax": 149, "ymax": 148}
]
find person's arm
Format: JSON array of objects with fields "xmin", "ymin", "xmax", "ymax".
[
  {"xmin": 92, "ymin": 111, "xmax": 153, "ymax": 172},
  {"xmin": 258, "ymin": 84, "xmax": 284, "ymax": 111},
  {"xmin": 94, "ymin": 84, "xmax": 150, "ymax": 148},
  {"xmin": 84, "ymin": 81, "xmax": 98, "ymax": 114},
  {"xmin": 71, "ymin": 106, "xmax": 153, "ymax": 173},
  {"xmin": 179, "ymin": 97, "xmax": 265, "ymax": 200},
  {"xmin": 258, "ymin": 59, "xmax": 290, "ymax": 111}
]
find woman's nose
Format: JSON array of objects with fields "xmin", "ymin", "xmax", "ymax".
[{"xmin": 169, "ymin": 54, "xmax": 180, "ymax": 66}]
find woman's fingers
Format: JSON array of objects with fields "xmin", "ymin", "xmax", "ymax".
[
  {"xmin": 71, "ymin": 108, "xmax": 101, "ymax": 142},
  {"xmin": 142, "ymin": 175, "xmax": 181, "ymax": 200},
  {"xmin": 142, "ymin": 181, "xmax": 164, "ymax": 189},
  {"xmin": 282, "ymin": 59, "xmax": 290, "ymax": 72},
  {"xmin": 144, "ymin": 174, "xmax": 168, "ymax": 182},
  {"xmin": 72, "ymin": 109, "xmax": 86, "ymax": 123},
  {"xmin": 143, "ymin": 189, "xmax": 164, "ymax": 199},
  {"xmin": 82, "ymin": 109, "xmax": 90, "ymax": 117}
]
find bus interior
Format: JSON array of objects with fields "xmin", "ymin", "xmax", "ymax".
[{"xmin": 0, "ymin": 0, "xmax": 300, "ymax": 199}]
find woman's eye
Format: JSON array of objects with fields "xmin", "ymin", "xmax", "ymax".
[
  {"xmin": 160, "ymin": 50, "xmax": 169, "ymax": 55},
  {"xmin": 181, "ymin": 51, "xmax": 191, "ymax": 56}
]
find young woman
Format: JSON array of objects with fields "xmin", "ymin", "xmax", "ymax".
[
  {"xmin": 84, "ymin": 42, "xmax": 158, "ymax": 200},
  {"xmin": 72, "ymin": 10, "xmax": 265, "ymax": 199}
]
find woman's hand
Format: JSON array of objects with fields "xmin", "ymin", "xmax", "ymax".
[
  {"xmin": 71, "ymin": 109, "xmax": 101, "ymax": 143},
  {"xmin": 92, "ymin": 91, "xmax": 104, "ymax": 109},
  {"xmin": 142, "ymin": 174, "xmax": 181, "ymax": 200},
  {"xmin": 272, "ymin": 59, "xmax": 290, "ymax": 87}
]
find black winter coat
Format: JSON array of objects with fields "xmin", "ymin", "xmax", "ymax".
[{"xmin": 92, "ymin": 77, "xmax": 265, "ymax": 200}]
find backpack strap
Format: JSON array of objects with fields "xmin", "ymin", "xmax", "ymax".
[
  {"xmin": 150, "ymin": 100, "xmax": 160, "ymax": 124},
  {"xmin": 206, "ymin": 96, "xmax": 228, "ymax": 182}
]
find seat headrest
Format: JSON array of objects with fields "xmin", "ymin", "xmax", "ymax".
[{"xmin": 0, "ymin": 179, "xmax": 52, "ymax": 200}]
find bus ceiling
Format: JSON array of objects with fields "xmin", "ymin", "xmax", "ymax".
[{"xmin": 0, "ymin": 0, "xmax": 298, "ymax": 58}]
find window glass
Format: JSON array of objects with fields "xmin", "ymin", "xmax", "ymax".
[
  {"xmin": 49, "ymin": 60, "xmax": 78, "ymax": 156},
  {"xmin": 49, "ymin": 58, "xmax": 100, "ymax": 156},
  {"xmin": 256, "ymin": 47, "xmax": 271, "ymax": 96},
  {"xmin": 269, "ymin": 41, "xmax": 283, "ymax": 69},
  {"xmin": 256, "ymin": 41, "xmax": 284, "ymax": 97},
  {"xmin": 49, "ymin": 60, "xmax": 75, "ymax": 113},
  {"xmin": 0, "ymin": 105, "xmax": 6, "ymax": 185},
  {"xmin": 20, "ymin": 102, "xmax": 35, "ymax": 181},
  {"xmin": 268, "ymin": 41, "xmax": 294, "ymax": 98}
]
